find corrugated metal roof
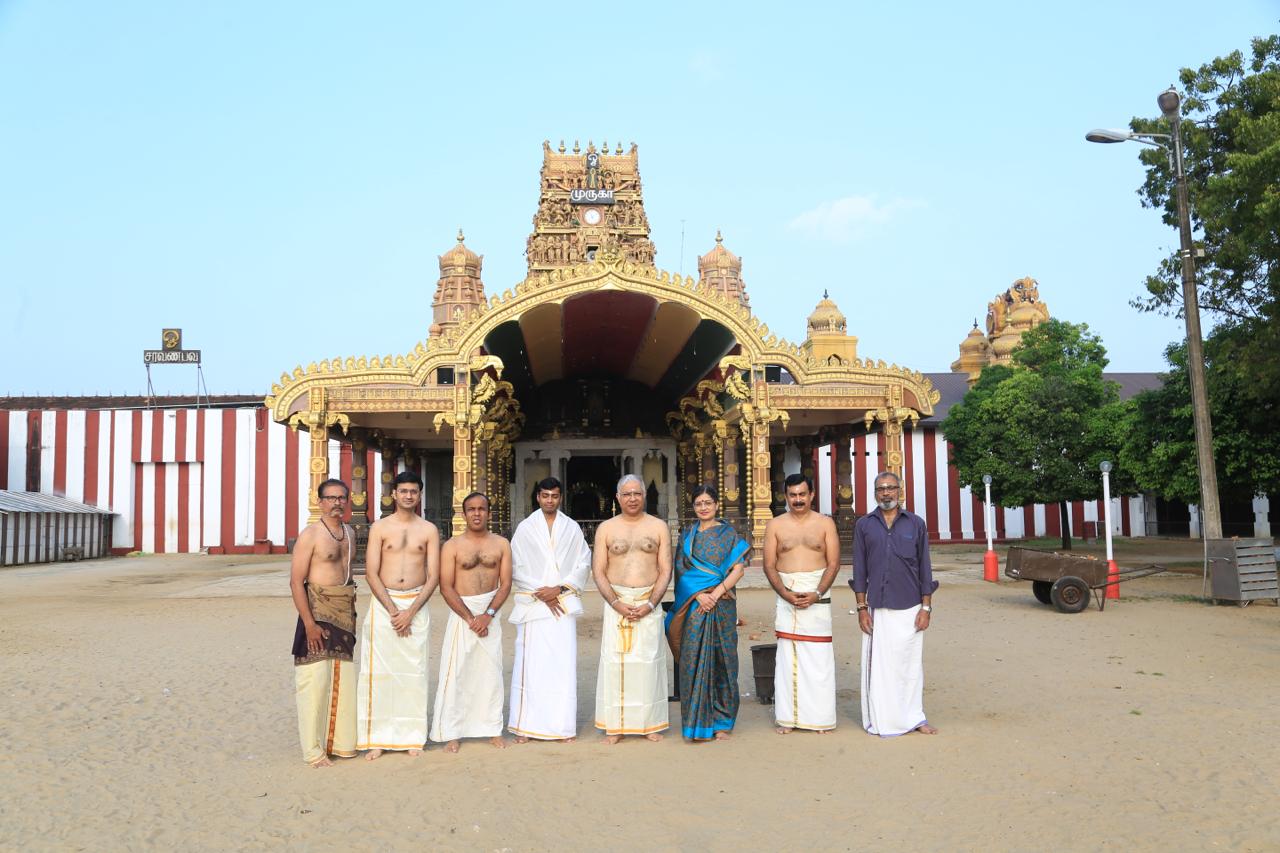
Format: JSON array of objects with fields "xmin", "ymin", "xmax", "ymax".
[{"xmin": 0, "ymin": 491, "xmax": 115, "ymax": 515}]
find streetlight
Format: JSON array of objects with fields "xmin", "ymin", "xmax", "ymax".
[
  {"xmin": 1100, "ymin": 461, "xmax": 1119, "ymax": 600},
  {"xmin": 1086, "ymin": 86, "xmax": 1223, "ymax": 541},
  {"xmin": 982, "ymin": 474, "xmax": 998, "ymax": 582}
]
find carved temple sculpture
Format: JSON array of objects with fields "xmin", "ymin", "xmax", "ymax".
[
  {"xmin": 950, "ymin": 276, "xmax": 1053, "ymax": 385},
  {"xmin": 265, "ymin": 142, "xmax": 939, "ymax": 554}
]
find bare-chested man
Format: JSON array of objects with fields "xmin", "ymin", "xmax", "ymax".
[
  {"xmin": 289, "ymin": 478, "xmax": 358, "ymax": 767},
  {"xmin": 508, "ymin": 477, "xmax": 591, "ymax": 742},
  {"xmin": 763, "ymin": 473, "xmax": 840, "ymax": 733},
  {"xmin": 356, "ymin": 470, "xmax": 440, "ymax": 760},
  {"xmin": 430, "ymin": 492, "xmax": 512, "ymax": 753},
  {"xmin": 592, "ymin": 473, "xmax": 673, "ymax": 743}
]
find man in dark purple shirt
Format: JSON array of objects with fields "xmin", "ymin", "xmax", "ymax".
[{"xmin": 850, "ymin": 471, "xmax": 939, "ymax": 736}]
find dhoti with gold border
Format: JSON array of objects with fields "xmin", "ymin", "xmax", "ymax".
[
  {"xmin": 356, "ymin": 587, "xmax": 431, "ymax": 752},
  {"xmin": 595, "ymin": 585, "xmax": 669, "ymax": 737},
  {"xmin": 861, "ymin": 604, "xmax": 928, "ymax": 737},
  {"xmin": 430, "ymin": 591, "xmax": 504, "ymax": 742},
  {"xmin": 293, "ymin": 581, "xmax": 358, "ymax": 765},
  {"xmin": 774, "ymin": 570, "xmax": 837, "ymax": 731}
]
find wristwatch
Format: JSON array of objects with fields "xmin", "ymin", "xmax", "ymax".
[
  {"xmin": 920, "ymin": 604, "xmax": 932, "ymax": 613},
  {"xmin": 485, "ymin": 607, "xmax": 497, "ymax": 617}
]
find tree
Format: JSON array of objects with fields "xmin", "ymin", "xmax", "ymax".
[
  {"xmin": 1130, "ymin": 35, "xmax": 1280, "ymax": 395},
  {"xmin": 1120, "ymin": 328, "xmax": 1280, "ymax": 506},
  {"xmin": 942, "ymin": 321, "xmax": 1132, "ymax": 550}
]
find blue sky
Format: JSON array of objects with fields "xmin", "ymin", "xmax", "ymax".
[{"xmin": 2, "ymin": 2, "xmax": 1276, "ymax": 396}]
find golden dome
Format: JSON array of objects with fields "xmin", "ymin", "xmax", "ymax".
[
  {"xmin": 807, "ymin": 291, "xmax": 846, "ymax": 334},
  {"xmin": 959, "ymin": 322, "xmax": 989, "ymax": 354},
  {"xmin": 439, "ymin": 228, "xmax": 482, "ymax": 275},
  {"xmin": 1009, "ymin": 301, "xmax": 1040, "ymax": 326},
  {"xmin": 697, "ymin": 230, "xmax": 741, "ymax": 274}
]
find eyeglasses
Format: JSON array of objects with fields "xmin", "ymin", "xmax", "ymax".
[
  {"xmin": 320, "ymin": 495, "xmax": 349, "ymax": 503},
  {"xmin": 619, "ymin": 492, "xmax": 644, "ymax": 499},
  {"xmin": 875, "ymin": 486, "xmax": 899, "ymax": 493}
]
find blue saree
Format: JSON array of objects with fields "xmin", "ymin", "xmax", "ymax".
[{"xmin": 665, "ymin": 520, "xmax": 750, "ymax": 740}]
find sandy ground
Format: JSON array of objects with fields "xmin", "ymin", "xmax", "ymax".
[{"xmin": 2, "ymin": 542, "xmax": 1279, "ymax": 852}]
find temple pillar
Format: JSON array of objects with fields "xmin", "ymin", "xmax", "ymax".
[
  {"xmin": 305, "ymin": 390, "xmax": 330, "ymax": 525},
  {"xmin": 832, "ymin": 424, "xmax": 856, "ymax": 542},
  {"xmin": 770, "ymin": 442, "xmax": 787, "ymax": 516},
  {"xmin": 720, "ymin": 424, "xmax": 744, "ymax": 530},
  {"xmin": 451, "ymin": 424, "xmax": 473, "ymax": 536},
  {"xmin": 796, "ymin": 436, "xmax": 816, "ymax": 485},
  {"xmin": 348, "ymin": 431, "xmax": 371, "ymax": 526},
  {"xmin": 746, "ymin": 417, "xmax": 773, "ymax": 555}
]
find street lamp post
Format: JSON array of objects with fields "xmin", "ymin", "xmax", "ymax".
[
  {"xmin": 1100, "ymin": 461, "xmax": 1119, "ymax": 600},
  {"xmin": 1086, "ymin": 86, "xmax": 1223, "ymax": 541},
  {"xmin": 982, "ymin": 474, "xmax": 998, "ymax": 582}
]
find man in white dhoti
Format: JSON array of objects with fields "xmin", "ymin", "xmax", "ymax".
[
  {"xmin": 431, "ymin": 492, "xmax": 512, "ymax": 752},
  {"xmin": 508, "ymin": 477, "xmax": 591, "ymax": 743},
  {"xmin": 592, "ymin": 474, "xmax": 672, "ymax": 743},
  {"xmin": 763, "ymin": 474, "xmax": 840, "ymax": 733},
  {"xmin": 357, "ymin": 471, "xmax": 440, "ymax": 759},
  {"xmin": 853, "ymin": 471, "xmax": 938, "ymax": 736}
]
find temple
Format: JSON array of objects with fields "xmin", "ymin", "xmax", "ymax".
[
  {"xmin": 950, "ymin": 277, "xmax": 1053, "ymax": 384},
  {"xmin": 264, "ymin": 141, "xmax": 940, "ymax": 552}
]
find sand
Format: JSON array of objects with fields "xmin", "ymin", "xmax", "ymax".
[{"xmin": 2, "ymin": 543, "xmax": 1278, "ymax": 852}]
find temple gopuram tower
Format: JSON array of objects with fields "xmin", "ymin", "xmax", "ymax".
[
  {"xmin": 698, "ymin": 231, "xmax": 749, "ymax": 307},
  {"xmin": 430, "ymin": 230, "xmax": 486, "ymax": 338},
  {"xmin": 526, "ymin": 140, "xmax": 654, "ymax": 272},
  {"xmin": 951, "ymin": 276, "xmax": 1051, "ymax": 384}
]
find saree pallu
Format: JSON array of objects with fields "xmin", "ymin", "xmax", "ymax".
[{"xmin": 666, "ymin": 522, "xmax": 750, "ymax": 740}]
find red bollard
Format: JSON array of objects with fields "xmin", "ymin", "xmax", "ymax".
[
  {"xmin": 1106, "ymin": 559, "xmax": 1120, "ymax": 599},
  {"xmin": 983, "ymin": 548, "xmax": 999, "ymax": 583}
]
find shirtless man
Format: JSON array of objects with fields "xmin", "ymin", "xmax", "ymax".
[
  {"xmin": 289, "ymin": 478, "xmax": 359, "ymax": 767},
  {"xmin": 430, "ymin": 492, "xmax": 512, "ymax": 752},
  {"xmin": 763, "ymin": 473, "xmax": 840, "ymax": 734},
  {"xmin": 357, "ymin": 470, "xmax": 440, "ymax": 760},
  {"xmin": 591, "ymin": 474, "xmax": 672, "ymax": 744}
]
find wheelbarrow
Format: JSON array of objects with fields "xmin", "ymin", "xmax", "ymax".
[{"xmin": 1004, "ymin": 547, "xmax": 1165, "ymax": 613}]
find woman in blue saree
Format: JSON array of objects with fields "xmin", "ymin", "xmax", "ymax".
[{"xmin": 665, "ymin": 485, "xmax": 750, "ymax": 741}]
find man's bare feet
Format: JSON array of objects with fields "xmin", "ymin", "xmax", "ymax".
[
  {"xmin": 408, "ymin": 748, "xmax": 423, "ymax": 757},
  {"xmin": 815, "ymin": 729, "xmax": 831, "ymax": 735},
  {"xmin": 563, "ymin": 737, "xmax": 576, "ymax": 743},
  {"xmin": 775, "ymin": 726, "xmax": 793, "ymax": 735},
  {"xmin": 602, "ymin": 734, "xmax": 622, "ymax": 745},
  {"xmin": 644, "ymin": 732, "xmax": 664, "ymax": 742},
  {"xmin": 713, "ymin": 731, "xmax": 731, "ymax": 741},
  {"xmin": 309, "ymin": 756, "xmax": 334, "ymax": 768},
  {"xmin": 489, "ymin": 736, "xmax": 506, "ymax": 749},
  {"xmin": 443, "ymin": 741, "xmax": 460, "ymax": 754},
  {"xmin": 914, "ymin": 723, "xmax": 938, "ymax": 734},
  {"xmin": 512, "ymin": 735, "xmax": 529, "ymax": 744},
  {"xmin": 364, "ymin": 749, "xmax": 383, "ymax": 761}
]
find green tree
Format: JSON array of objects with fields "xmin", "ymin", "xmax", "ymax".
[
  {"xmin": 1130, "ymin": 35, "xmax": 1280, "ymax": 395},
  {"xmin": 943, "ymin": 320, "xmax": 1132, "ymax": 550},
  {"xmin": 1120, "ymin": 328, "xmax": 1280, "ymax": 506}
]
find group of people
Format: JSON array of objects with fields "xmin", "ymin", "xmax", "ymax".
[{"xmin": 289, "ymin": 466, "xmax": 938, "ymax": 768}]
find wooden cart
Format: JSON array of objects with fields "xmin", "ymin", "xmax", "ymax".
[{"xmin": 1004, "ymin": 547, "xmax": 1164, "ymax": 613}]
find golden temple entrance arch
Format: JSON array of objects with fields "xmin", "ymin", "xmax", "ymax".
[{"xmin": 266, "ymin": 251, "xmax": 939, "ymax": 553}]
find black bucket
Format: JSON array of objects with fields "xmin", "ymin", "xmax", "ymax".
[{"xmin": 750, "ymin": 643, "xmax": 776, "ymax": 705}]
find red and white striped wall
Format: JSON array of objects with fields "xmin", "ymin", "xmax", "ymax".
[
  {"xmin": 0, "ymin": 408, "xmax": 387, "ymax": 555},
  {"xmin": 814, "ymin": 427, "xmax": 1148, "ymax": 542}
]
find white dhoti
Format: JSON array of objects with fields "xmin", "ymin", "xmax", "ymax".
[
  {"xmin": 430, "ymin": 591, "xmax": 504, "ymax": 742},
  {"xmin": 295, "ymin": 658, "xmax": 356, "ymax": 765},
  {"xmin": 508, "ymin": 605, "xmax": 579, "ymax": 740},
  {"xmin": 774, "ymin": 570, "xmax": 837, "ymax": 731},
  {"xmin": 356, "ymin": 588, "xmax": 430, "ymax": 751},
  {"xmin": 861, "ymin": 605, "xmax": 927, "ymax": 737},
  {"xmin": 595, "ymin": 585, "xmax": 669, "ymax": 737}
]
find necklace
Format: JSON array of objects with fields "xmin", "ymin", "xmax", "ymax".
[{"xmin": 323, "ymin": 521, "xmax": 346, "ymax": 542}]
